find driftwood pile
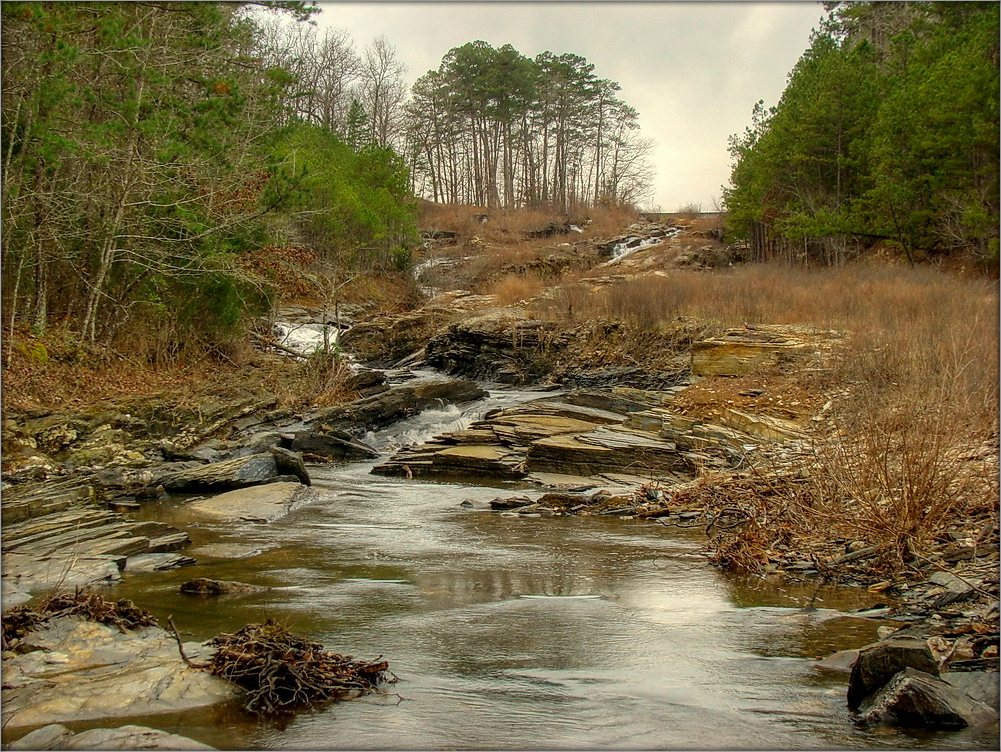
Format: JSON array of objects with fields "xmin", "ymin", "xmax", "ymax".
[
  {"xmin": 206, "ymin": 619, "xmax": 392, "ymax": 716},
  {"xmin": 2, "ymin": 589, "xmax": 157, "ymax": 649},
  {"xmin": 1, "ymin": 592, "xmax": 392, "ymax": 717}
]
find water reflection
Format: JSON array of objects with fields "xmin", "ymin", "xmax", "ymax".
[{"xmin": 90, "ymin": 459, "xmax": 998, "ymax": 750}]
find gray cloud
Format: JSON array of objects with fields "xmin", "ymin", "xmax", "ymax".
[{"xmin": 317, "ymin": 1, "xmax": 825, "ymax": 210}]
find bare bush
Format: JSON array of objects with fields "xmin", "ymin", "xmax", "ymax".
[{"xmin": 485, "ymin": 273, "xmax": 546, "ymax": 305}]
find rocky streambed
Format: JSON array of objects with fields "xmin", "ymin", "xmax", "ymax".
[{"xmin": 2, "ymin": 305, "xmax": 998, "ymax": 747}]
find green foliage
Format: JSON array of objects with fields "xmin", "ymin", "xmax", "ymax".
[
  {"xmin": 724, "ymin": 2, "xmax": 999, "ymax": 267},
  {"xmin": 406, "ymin": 40, "xmax": 649, "ymax": 209},
  {"xmin": 0, "ymin": 1, "xmax": 328, "ymax": 356},
  {"xmin": 267, "ymin": 122, "xmax": 418, "ymax": 272}
]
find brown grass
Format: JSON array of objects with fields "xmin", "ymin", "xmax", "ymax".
[
  {"xmin": 417, "ymin": 202, "xmax": 638, "ymax": 242},
  {"xmin": 573, "ymin": 262, "xmax": 999, "ymax": 575},
  {"xmin": 484, "ymin": 273, "xmax": 546, "ymax": 305}
]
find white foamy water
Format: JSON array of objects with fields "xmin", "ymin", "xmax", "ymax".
[{"xmin": 272, "ymin": 321, "xmax": 339, "ymax": 356}]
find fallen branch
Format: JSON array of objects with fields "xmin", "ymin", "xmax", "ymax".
[
  {"xmin": 206, "ymin": 619, "xmax": 392, "ymax": 716},
  {"xmin": 167, "ymin": 615, "xmax": 208, "ymax": 669}
]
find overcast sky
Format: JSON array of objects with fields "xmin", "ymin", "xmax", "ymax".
[{"xmin": 315, "ymin": 1, "xmax": 827, "ymax": 211}]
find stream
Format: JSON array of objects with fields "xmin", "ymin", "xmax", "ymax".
[{"xmin": 105, "ymin": 384, "xmax": 993, "ymax": 750}]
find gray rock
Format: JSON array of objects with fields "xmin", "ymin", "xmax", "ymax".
[
  {"xmin": 268, "ymin": 446, "xmax": 311, "ymax": 485},
  {"xmin": 10, "ymin": 723, "xmax": 215, "ymax": 750},
  {"xmin": 185, "ymin": 481, "xmax": 315, "ymax": 523},
  {"xmin": 857, "ymin": 667, "xmax": 999, "ymax": 729},
  {"xmin": 286, "ymin": 429, "xmax": 379, "ymax": 461},
  {"xmin": 124, "ymin": 552, "xmax": 195, "ymax": 572},
  {"xmin": 943, "ymin": 671, "xmax": 1000, "ymax": 709},
  {"xmin": 312, "ymin": 379, "xmax": 488, "ymax": 435},
  {"xmin": 489, "ymin": 495, "xmax": 535, "ymax": 510},
  {"xmin": 815, "ymin": 648, "xmax": 861, "ymax": 674},
  {"xmin": 928, "ymin": 570, "xmax": 974, "ymax": 593},
  {"xmin": 160, "ymin": 452, "xmax": 296, "ymax": 494},
  {"xmin": 847, "ymin": 638, "xmax": 941, "ymax": 711},
  {"xmin": 185, "ymin": 542, "xmax": 272, "ymax": 560},
  {"xmin": 180, "ymin": 578, "xmax": 269, "ymax": 595},
  {"xmin": 1, "ymin": 618, "xmax": 235, "ymax": 730}
]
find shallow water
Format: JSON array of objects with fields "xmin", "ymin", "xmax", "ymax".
[{"xmin": 71, "ymin": 388, "xmax": 1001, "ymax": 748}]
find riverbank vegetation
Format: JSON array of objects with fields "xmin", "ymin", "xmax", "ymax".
[
  {"xmin": 0, "ymin": 1, "xmax": 419, "ymax": 366},
  {"xmin": 724, "ymin": 1, "xmax": 999, "ymax": 270}
]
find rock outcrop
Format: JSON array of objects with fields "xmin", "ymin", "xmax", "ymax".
[
  {"xmin": 372, "ymin": 391, "xmax": 707, "ymax": 482},
  {"xmin": 690, "ymin": 325, "xmax": 838, "ymax": 377},
  {"xmin": 8, "ymin": 724, "xmax": 214, "ymax": 750},
  {"xmin": 425, "ymin": 309, "xmax": 567, "ymax": 384},
  {"xmin": 1, "ymin": 504, "xmax": 191, "ymax": 602},
  {"xmin": 159, "ymin": 448, "xmax": 310, "ymax": 493},
  {"xmin": 185, "ymin": 482, "xmax": 315, "ymax": 524},
  {"xmin": 1, "ymin": 617, "xmax": 235, "ymax": 731}
]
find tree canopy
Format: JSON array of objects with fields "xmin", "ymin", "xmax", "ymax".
[
  {"xmin": 1, "ymin": 1, "xmax": 417, "ymax": 360},
  {"xmin": 723, "ymin": 1, "xmax": 999, "ymax": 268},
  {"xmin": 404, "ymin": 41, "xmax": 653, "ymax": 212}
]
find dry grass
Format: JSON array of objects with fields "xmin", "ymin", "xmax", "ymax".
[
  {"xmin": 571, "ymin": 262, "xmax": 999, "ymax": 575},
  {"xmin": 484, "ymin": 273, "xmax": 546, "ymax": 305},
  {"xmin": 418, "ymin": 202, "xmax": 638, "ymax": 241},
  {"xmin": 263, "ymin": 350, "xmax": 358, "ymax": 409}
]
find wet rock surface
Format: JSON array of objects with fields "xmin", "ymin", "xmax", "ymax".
[
  {"xmin": 160, "ymin": 449, "xmax": 310, "ymax": 493},
  {"xmin": 847, "ymin": 638, "xmax": 941, "ymax": 711},
  {"xmin": 8, "ymin": 723, "xmax": 215, "ymax": 750},
  {"xmin": 185, "ymin": 482, "xmax": 315, "ymax": 524},
  {"xmin": 373, "ymin": 384, "xmax": 805, "ymax": 496},
  {"xmin": 180, "ymin": 578, "xmax": 270, "ymax": 596},
  {"xmin": 0, "ymin": 617, "xmax": 235, "ymax": 731},
  {"xmin": 1, "ymin": 505, "xmax": 190, "ymax": 601},
  {"xmin": 857, "ymin": 667, "xmax": 998, "ymax": 729}
]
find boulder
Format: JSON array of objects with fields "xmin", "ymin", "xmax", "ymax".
[
  {"xmin": 160, "ymin": 448, "xmax": 308, "ymax": 493},
  {"xmin": 847, "ymin": 637, "xmax": 941, "ymax": 711},
  {"xmin": 857, "ymin": 667, "xmax": 999, "ymax": 729},
  {"xmin": 185, "ymin": 481, "xmax": 315, "ymax": 523},
  {"xmin": 180, "ymin": 578, "xmax": 269, "ymax": 595},
  {"xmin": 311, "ymin": 379, "xmax": 487, "ymax": 437},
  {"xmin": 344, "ymin": 367, "xmax": 388, "ymax": 395},
  {"xmin": 284, "ymin": 428, "xmax": 379, "ymax": 461},
  {"xmin": 9, "ymin": 724, "xmax": 214, "ymax": 750},
  {"xmin": 268, "ymin": 446, "xmax": 311, "ymax": 485},
  {"xmin": 0, "ymin": 618, "xmax": 235, "ymax": 731}
]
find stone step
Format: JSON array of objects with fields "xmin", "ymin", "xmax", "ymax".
[
  {"xmin": 2, "ymin": 520, "xmax": 134, "ymax": 553},
  {"xmin": 1, "ymin": 509, "xmax": 114, "ymax": 543}
]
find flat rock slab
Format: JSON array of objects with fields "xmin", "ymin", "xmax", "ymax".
[
  {"xmin": 528, "ymin": 425, "xmax": 693, "ymax": 477},
  {"xmin": 9, "ymin": 723, "xmax": 214, "ymax": 750},
  {"xmin": 2, "ymin": 505, "xmax": 191, "ymax": 599},
  {"xmin": 2, "ymin": 552, "xmax": 123, "ymax": 594},
  {"xmin": 186, "ymin": 482, "xmax": 316, "ymax": 523},
  {"xmin": 1, "ymin": 617, "xmax": 236, "ymax": 731}
]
